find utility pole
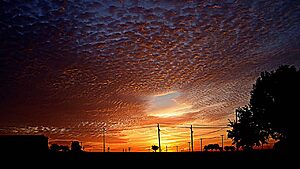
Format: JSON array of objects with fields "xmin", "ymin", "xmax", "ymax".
[
  {"xmin": 102, "ymin": 128, "xmax": 106, "ymax": 152},
  {"xmin": 221, "ymin": 135, "xmax": 224, "ymax": 151},
  {"xmin": 166, "ymin": 146, "xmax": 168, "ymax": 152},
  {"xmin": 176, "ymin": 146, "xmax": 179, "ymax": 152},
  {"xmin": 200, "ymin": 138, "xmax": 203, "ymax": 152},
  {"xmin": 190, "ymin": 125, "xmax": 194, "ymax": 152},
  {"xmin": 235, "ymin": 111, "xmax": 238, "ymax": 151},
  {"xmin": 157, "ymin": 123, "xmax": 161, "ymax": 152},
  {"xmin": 188, "ymin": 142, "xmax": 190, "ymax": 152}
]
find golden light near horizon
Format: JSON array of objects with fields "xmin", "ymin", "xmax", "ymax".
[{"xmin": 116, "ymin": 120, "xmax": 232, "ymax": 152}]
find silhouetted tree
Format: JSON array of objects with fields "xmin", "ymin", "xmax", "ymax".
[
  {"xmin": 204, "ymin": 145, "xmax": 209, "ymax": 151},
  {"xmin": 224, "ymin": 146, "xmax": 235, "ymax": 151},
  {"xmin": 204, "ymin": 144, "xmax": 222, "ymax": 151},
  {"xmin": 207, "ymin": 144, "xmax": 214, "ymax": 151},
  {"xmin": 50, "ymin": 143, "xmax": 60, "ymax": 152},
  {"xmin": 151, "ymin": 145, "xmax": 159, "ymax": 152},
  {"xmin": 228, "ymin": 106, "xmax": 261, "ymax": 150},
  {"xmin": 213, "ymin": 144, "xmax": 221, "ymax": 151},
  {"xmin": 59, "ymin": 145, "xmax": 70, "ymax": 152},
  {"xmin": 71, "ymin": 141, "xmax": 82, "ymax": 152},
  {"xmin": 250, "ymin": 65, "xmax": 299, "ymax": 150},
  {"xmin": 228, "ymin": 65, "xmax": 300, "ymax": 151}
]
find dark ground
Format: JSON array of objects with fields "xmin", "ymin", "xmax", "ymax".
[{"xmin": 1, "ymin": 150, "xmax": 290, "ymax": 167}]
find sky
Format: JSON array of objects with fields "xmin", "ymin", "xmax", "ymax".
[{"xmin": 0, "ymin": 0, "xmax": 300, "ymax": 152}]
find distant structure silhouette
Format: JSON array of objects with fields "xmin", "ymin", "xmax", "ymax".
[{"xmin": 0, "ymin": 135, "xmax": 48, "ymax": 153}]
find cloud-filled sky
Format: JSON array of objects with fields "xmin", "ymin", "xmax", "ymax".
[{"xmin": 1, "ymin": 0, "xmax": 300, "ymax": 152}]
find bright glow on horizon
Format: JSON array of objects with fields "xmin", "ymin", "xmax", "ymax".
[{"xmin": 146, "ymin": 91, "xmax": 194, "ymax": 118}]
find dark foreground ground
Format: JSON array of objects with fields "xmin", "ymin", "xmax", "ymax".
[{"xmin": 1, "ymin": 150, "xmax": 290, "ymax": 167}]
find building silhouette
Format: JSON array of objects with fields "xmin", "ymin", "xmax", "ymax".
[{"xmin": 0, "ymin": 135, "xmax": 48, "ymax": 153}]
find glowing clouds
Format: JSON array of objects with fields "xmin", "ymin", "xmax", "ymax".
[{"xmin": 146, "ymin": 91, "xmax": 193, "ymax": 118}]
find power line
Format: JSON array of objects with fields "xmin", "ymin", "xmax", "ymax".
[
  {"xmin": 177, "ymin": 124, "xmax": 228, "ymax": 128},
  {"xmin": 201, "ymin": 136, "xmax": 220, "ymax": 140},
  {"xmin": 197, "ymin": 128, "xmax": 225, "ymax": 136},
  {"xmin": 39, "ymin": 123, "xmax": 233, "ymax": 152}
]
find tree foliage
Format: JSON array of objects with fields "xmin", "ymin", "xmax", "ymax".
[
  {"xmin": 71, "ymin": 141, "xmax": 82, "ymax": 152},
  {"xmin": 203, "ymin": 144, "xmax": 222, "ymax": 151},
  {"xmin": 228, "ymin": 106, "xmax": 262, "ymax": 150},
  {"xmin": 228, "ymin": 65, "xmax": 300, "ymax": 151},
  {"xmin": 50, "ymin": 143, "xmax": 60, "ymax": 152},
  {"xmin": 49, "ymin": 143, "xmax": 70, "ymax": 152},
  {"xmin": 151, "ymin": 145, "xmax": 159, "ymax": 152},
  {"xmin": 224, "ymin": 146, "xmax": 235, "ymax": 151}
]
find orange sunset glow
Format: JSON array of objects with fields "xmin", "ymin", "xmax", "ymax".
[{"xmin": 0, "ymin": 0, "xmax": 299, "ymax": 153}]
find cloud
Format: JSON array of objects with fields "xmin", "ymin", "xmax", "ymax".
[{"xmin": 146, "ymin": 91, "xmax": 194, "ymax": 117}]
